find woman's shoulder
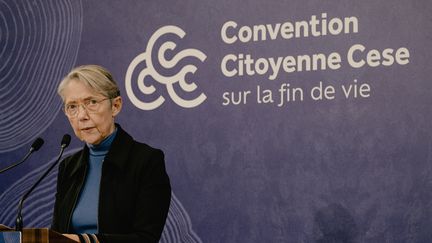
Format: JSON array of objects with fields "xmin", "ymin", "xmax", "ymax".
[
  {"xmin": 58, "ymin": 147, "xmax": 88, "ymax": 174},
  {"xmin": 116, "ymin": 125, "xmax": 164, "ymax": 157},
  {"xmin": 128, "ymin": 140, "xmax": 165, "ymax": 168},
  {"xmin": 131, "ymin": 140, "xmax": 163, "ymax": 153}
]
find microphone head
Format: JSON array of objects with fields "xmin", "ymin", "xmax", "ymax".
[
  {"xmin": 61, "ymin": 134, "xmax": 71, "ymax": 148},
  {"xmin": 31, "ymin": 138, "xmax": 44, "ymax": 151}
]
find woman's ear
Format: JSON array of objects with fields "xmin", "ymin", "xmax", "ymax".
[{"xmin": 112, "ymin": 96, "xmax": 122, "ymax": 117}]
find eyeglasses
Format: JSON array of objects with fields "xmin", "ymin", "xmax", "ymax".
[{"xmin": 63, "ymin": 98, "xmax": 110, "ymax": 117}]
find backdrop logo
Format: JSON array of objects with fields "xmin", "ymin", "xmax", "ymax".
[{"xmin": 125, "ymin": 25, "xmax": 207, "ymax": 110}]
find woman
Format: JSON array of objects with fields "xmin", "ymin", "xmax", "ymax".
[{"xmin": 51, "ymin": 65, "xmax": 171, "ymax": 243}]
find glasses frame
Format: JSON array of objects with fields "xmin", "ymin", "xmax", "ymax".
[{"xmin": 63, "ymin": 97, "xmax": 111, "ymax": 118}]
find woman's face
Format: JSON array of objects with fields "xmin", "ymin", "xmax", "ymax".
[{"xmin": 62, "ymin": 79, "xmax": 122, "ymax": 145}]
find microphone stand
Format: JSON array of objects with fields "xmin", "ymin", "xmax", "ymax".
[
  {"xmin": 0, "ymin": 138, "xmax": 44, "ymax": 174},
  {"xmin": 15, "ymin": 138, "xmax": 69, "ymax": 231},
  {"xmin": 0, "ymin": 150, "xmax": 33, "ymax": 174}
]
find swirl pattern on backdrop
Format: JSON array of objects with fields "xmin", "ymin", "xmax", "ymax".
[
  {"xmin": 0, "ymin": 0, "xmax": 82, "ymax": 152},
  {"xmin": 0, "ymin": 148, "xmax": 202, "ymax": 243}
]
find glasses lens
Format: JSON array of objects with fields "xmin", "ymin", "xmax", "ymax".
[
  {"xmin": 64, "ymin": 98, "xmax": 108, "ymax": 117},
  {"xmin": 64, "ymin": 104, "xmax": 77, "ymax": 117},
  {"xmin": 85, "ymin": 99, "xmax": 103, "ymax": 112}
]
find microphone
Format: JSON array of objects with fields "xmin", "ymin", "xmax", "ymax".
[
  {"xmin": 0, "ymin": 138, "xmax": 44, "ymax": 174},
  {"xmin": 15, "ymin": 134, "xmax": 71, "ymax": 231},
  {"xmin": 61, "ymin": 134, "xmax": 71, "ymax": 148}
]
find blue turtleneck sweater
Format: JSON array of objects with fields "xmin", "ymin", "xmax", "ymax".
[{"xmin": 71, "ymin": 128, "xmax": 117, "ymax": 234}]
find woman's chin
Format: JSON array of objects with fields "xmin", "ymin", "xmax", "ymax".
[{"xmin": 82, "ymin": 135, "xmax": 102, "ymax": 145}]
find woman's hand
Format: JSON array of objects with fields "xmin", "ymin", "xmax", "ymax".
[{"xmin": 63, "ymin": 234, "xmax": 80, "ymax": 242}]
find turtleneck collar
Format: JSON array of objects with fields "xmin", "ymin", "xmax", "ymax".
[{"xmin": 87, "ymin": 127, "xmax": 118, "ymax": 156}]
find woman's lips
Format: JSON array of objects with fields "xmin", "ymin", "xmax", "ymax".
[{"xmin": 81, "ymin": 127, "xmax": 95, "ymax": 132}]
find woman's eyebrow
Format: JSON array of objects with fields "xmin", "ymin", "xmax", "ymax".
[{"xmin": 66, "ymin": 96, "xmax": 97, "ymax": 104}]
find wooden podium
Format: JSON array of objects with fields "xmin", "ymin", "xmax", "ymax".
[{"xmin": 0, "ymin": 225, "xmax": 75, "ymax": 243}]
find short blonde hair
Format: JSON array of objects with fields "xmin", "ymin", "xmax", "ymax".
[{"xmin": 57, "ymin": 65, "xmax": 120, "ymax": 100}]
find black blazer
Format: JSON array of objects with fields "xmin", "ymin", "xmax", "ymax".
[{"xmin": 51, "ymin": 125, "xmax": 171, "ymax": 243}]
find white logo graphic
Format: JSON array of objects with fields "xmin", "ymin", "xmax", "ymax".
[{"xmin": 125, "ymin": 26, "xmax": 207, "ymax": 110}]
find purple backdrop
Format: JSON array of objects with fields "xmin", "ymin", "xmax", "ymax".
[{"xmin": 1, "ymin": 0, "xmax": 432, "ymax": 242}]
